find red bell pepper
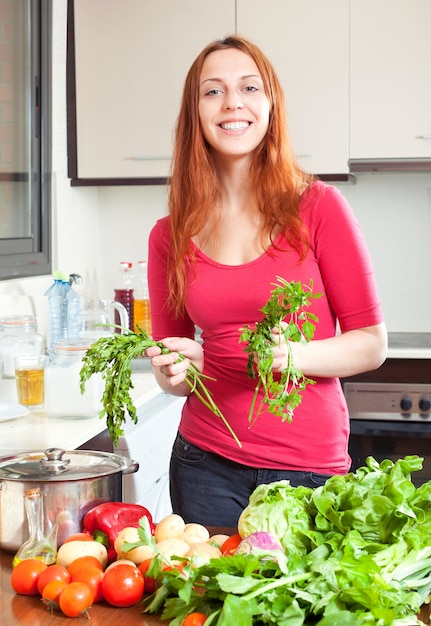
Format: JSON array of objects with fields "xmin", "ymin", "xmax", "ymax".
[{"xmin": 82, "ymin": 502, "xmax": 155, "ymax": 563}]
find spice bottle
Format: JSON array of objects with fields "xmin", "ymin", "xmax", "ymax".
[{"xmin": 12, "ymin": 487, "xmax": 58, "ymax": 567}]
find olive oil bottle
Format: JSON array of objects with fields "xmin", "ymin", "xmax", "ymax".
[{"xmin": 12, "ymin": 487, "xmax": 58, "ymax": 568}]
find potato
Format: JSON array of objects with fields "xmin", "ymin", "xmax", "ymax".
[
  {"xmin": 105, "ymin": 559, "xmax": 137, "ymax": 572},
  {"xmin": 208, "ymin": 534, "xmax": 230, "ymax": 549},
  {"xmin": 114, "ymin": 526, "xmax": 156, "ymax": 564},
  {"xmin": 155, "ymin": 537, "xmax": 191, "ymax": 565},
  {"xmin": 56, "ymin": 540, "xmax": 108, "ymax": 568},
  {"xmin": 186, "ymin": 542, "xmax": 222, "ymax": 566},
  {"xmin": 182, "ymin": 523, "xmax": 210, "ymax": 545},
  {"xmin": 154, "ymin": 514, "xmax": 185, "ymax": 542}
]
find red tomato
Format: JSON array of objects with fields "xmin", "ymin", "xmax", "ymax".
[
  {"xmin": 71, "ymin": 566, "xmax": 104, "ymax": 603},
  {"xmin": 10, "ymin": 559, "xmax": 48, "ymax": 595},
  {"xmin": 221, "ymin": 533, "xmax": 242, "ymax": 556},
  {"xmin": 183, "ymin": 612, "xmax": 208, "ymax": 626},
  {"xmin": 37, "ymin": 563, "xmax": 71, "ymax": 595},
  {"xmin": 62, "ymin": 532, "xmax": 93, "ymax": 543},
  {"xmin": 138, "ymin": 557, "xmax": 157, "ymax": 594},
  {"xmin": 102, "ymin": 563, "xmax": 144, "ymax": 607},
  {"xmin": 41, "ymin": 579, "xmax": 68, "ymax": 609},
  {"xmin": 58, "ymin": 581, "xmax": 94, "ymax": 618},
  {"xmin": 67, "ymin": 555, "xmax": 104, "ymax": 576}
]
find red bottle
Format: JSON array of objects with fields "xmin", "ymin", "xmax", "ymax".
[{"xmin": 114, "ymin": 261, "xmax": 134, "ymax": 331}]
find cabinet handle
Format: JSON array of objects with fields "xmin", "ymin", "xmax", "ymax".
[
  {"xmin": 124, "ymin": 156, "xmax": 171, "ymax": 161},
  {"xmin": 415, "ymin": 134, "xmax": 431, "ymax": 140}
]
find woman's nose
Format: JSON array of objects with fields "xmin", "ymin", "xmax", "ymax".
[{"xmin": 224, "ymin": 91, "xmax": 243, "ymax": 110}]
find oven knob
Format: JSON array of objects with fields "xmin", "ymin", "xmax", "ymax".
[
  {"xmin": 419, "ymin": 398, "xmax": 431, "ymax": 413},
  {"xmin": 400, "ymin": 397, "xmax": 413, "ymax": 412}
]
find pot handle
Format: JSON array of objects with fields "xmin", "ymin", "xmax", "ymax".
[{"xmin": 123, "ymin": 459, "xmax": 139, "ymax": 475}]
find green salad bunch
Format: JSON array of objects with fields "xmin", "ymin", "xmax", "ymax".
[{"xmin": 144, "ymin": 456, "xmax": 431, "ymax": 625}]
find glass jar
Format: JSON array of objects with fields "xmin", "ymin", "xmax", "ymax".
[
  {"xmin": 0, "ymin": 315, "xmax": 45, "ymax": 378},
  {"xmin": 44, "ymin": 338, "xmax": 103, "ymax": 419}
]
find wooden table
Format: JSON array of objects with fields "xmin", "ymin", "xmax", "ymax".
[
  {"xmin": 0, "ymin": 550, "xmax": 166, "ymax": 626},
  {"xmin": 1, "ymin": 528, "xmax": 232, "ymax": 626},
  {"xmin": 2, "ymin": 544, "xmax": 430, "ymax": 625}
]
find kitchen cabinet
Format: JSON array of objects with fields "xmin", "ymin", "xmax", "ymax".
[
  {"xmin": 68, "ymin": 0, "xmax": 235, "ymax": 182},
  {"xmin": 349, "ymin": 0, "xmax": 431, "ymax": 163},
  {"xmin": 69, "ymin": 0, "xmax": 350, "ymax": 182},
  {"xmin": 237, "ymin": 0, "xmax": 350, "ymax": 176}
]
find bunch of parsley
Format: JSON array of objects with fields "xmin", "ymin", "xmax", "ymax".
[{"xmin": 239, "ymin": 276, "xmax": 321, "ymax": 427}]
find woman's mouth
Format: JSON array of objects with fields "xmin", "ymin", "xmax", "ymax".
[{"xmin": 219, "ymin": 121, "xmax": 251, "ymax": 131}]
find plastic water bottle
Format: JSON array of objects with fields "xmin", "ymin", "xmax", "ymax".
[
  {"xmin": 45, "ymin": 270, "xmax": 68, "ymax": 353},
  {"xmin": 133, "ymin": 260, "xmax": 151, "ymax": 336},
  {"xmin": 66, "ymin": 282, "xmax": 81, "ymax": 338},
  {"xmin": 114, "ymin": 262, "xmax": 134, "ymax": 331}
]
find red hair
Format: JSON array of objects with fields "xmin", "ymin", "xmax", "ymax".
[{"xmin": 167, "ymin": 35, "xmax": 315, "ymax": 317}]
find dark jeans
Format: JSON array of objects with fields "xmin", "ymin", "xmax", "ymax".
[{"xmin": 169, "ymin": 432, "xmax": 332, "ymax": 528}]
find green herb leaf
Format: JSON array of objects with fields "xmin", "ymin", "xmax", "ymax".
[
  {"xmin": 239, "ymin": 276, "xmax": 321, "ymax": 427},
  {"xmin": 79, "ymin": 328, "xmax": 241, "ymax": 447}
]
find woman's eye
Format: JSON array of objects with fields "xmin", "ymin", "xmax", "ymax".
[
  {"xmin": 244, "ymin": 85, "xmax": 258, "ymax": 93},
  {"xmin": 205, "ymin": 88, "xmax": 222, "ymax": 96}
]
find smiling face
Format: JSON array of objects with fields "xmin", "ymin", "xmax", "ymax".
[{"xmin": 198, "ymin": 48, "xmax": 271, "ymax": 162}]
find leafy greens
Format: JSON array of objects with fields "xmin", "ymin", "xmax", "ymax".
[{"xmin": 144, "ymin": 456, "xmax": 431, "ymax": 625}]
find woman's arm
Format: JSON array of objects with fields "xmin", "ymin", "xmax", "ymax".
[{"xmin": 271, "ymin": 322, "xmax": 388, "ymax": 379}]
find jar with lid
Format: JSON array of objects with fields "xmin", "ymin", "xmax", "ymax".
[
  {"xmin": 0, "ymin": 315, "xmax": 45, "ymax": 378},
  {"xmin": 44, "ymin": 338, "xmax": 103, "ymax": 418}
]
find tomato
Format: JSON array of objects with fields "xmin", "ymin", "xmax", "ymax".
[
  {"xmin": 71, "ymin": 566, "xmax": 104, "ymax": 602},
  {"xmin": 37, "ymin": 563, "xmax": 71, "ymax": 595},
  {"xmin": 10, "ymin": 559, "xmax": 48, "ymax": 595},
  {"xmin": 138, "ymin": 557, "xmax": 157, "ymax": 594},
  {"xmin": 102, "ymin": 563, "xmax": 144, "ymax": 607},
  {"xmin": 183, "ymin": 612, "xmax": 208, "ymax": 626},
  {"xmin": 41, "ymin": 579, "xmax": 68, "ymax": 610},
  {"xmin": 58, "ymin": 581, "xmax": 94, "ymax": 618},
  {"xmin": 67, "ymin": 555, "xmax": 104, "ymax": 576},
  {"xmin": 221, "ymin": 533, "xmax": 242, "ymax": 556},
  {"xmin": 62, "ymin": 532, "xmax": 93, "ymax": 543}
]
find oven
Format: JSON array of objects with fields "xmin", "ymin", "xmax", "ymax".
[{"xmin": 343, "ymin": 333, "xmax": 431, "ymax": 486}]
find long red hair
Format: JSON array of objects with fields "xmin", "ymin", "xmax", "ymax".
[{"xmin": 167, "ymin": 35, "xmax": 315, "ymax": 317}]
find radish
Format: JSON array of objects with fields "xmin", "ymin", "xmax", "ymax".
[{"xmin": 234, "ymin": 532, "xmax": 284, "ymax": 555}]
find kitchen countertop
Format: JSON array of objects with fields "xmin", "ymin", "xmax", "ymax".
[
  {"xmin": 387, "ymin": 332, "xmax": 431, "ymax": 359},
  {"xmin": 0, "ymin": 370, "xmax": 161, "ymax": 457},
  {"xmin": 1, "ymin": 527, "xmax": 233, "ymax": 626},
  {"xmin": 1, "ymin": 547, "xmax": 430, "ymax": 625}
]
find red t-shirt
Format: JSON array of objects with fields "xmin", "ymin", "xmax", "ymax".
[{"xmin": 148, "ymin": 182, "xmax": 384, "ymax": 473}]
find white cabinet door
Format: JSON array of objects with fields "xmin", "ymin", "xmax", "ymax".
[
  {"xmin": 72, "ymin": 0, "xmax": 235, "ymax": 179},
  {"xmin": 350, "ymin": 0, "xmax": 431, "ymax": 160},
  {"xmin": 237, "ymin": 0, "xmax": 349, "ymax": 174}
]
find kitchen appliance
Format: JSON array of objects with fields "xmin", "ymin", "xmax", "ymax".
[
  {"xmin": 113, "ymin": 392, "xmax": 185, "ymax": 523},
  {"xmin": 344, "ymin": 332, "xmax": 431, "ymax": 486},
  {"xmin": 0, "ymin": 448, "xmax": 138, "ymax": 552}
]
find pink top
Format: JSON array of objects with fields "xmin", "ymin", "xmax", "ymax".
[{"xmin": 148, "ymin": 182, "xmax": 384, "ymax": 473}]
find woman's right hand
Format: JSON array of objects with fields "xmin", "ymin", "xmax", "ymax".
[{"xmin": 145, "ymin": 337, "xmax": 204, "ymax": 394}]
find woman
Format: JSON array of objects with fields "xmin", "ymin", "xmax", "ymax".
[{"xmin": 145, "ymin": 35, "xmax": 387, "ymax": 527}]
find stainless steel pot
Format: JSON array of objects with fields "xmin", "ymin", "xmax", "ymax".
[{"xmin": 0, "ymin": 448, "xmax": 139, "ymax": 552}]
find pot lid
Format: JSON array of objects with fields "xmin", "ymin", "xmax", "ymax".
[{"xmin": 0, "ymin": 448, "xmax": 138, "ymax": 481}]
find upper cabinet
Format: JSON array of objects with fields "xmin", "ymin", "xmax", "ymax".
[
  {"xmin": 68, "ymin": 0, "xmax": 431, "ymax": 184},
  {"xmin": 237, "ymin": 0, "xmax": 350, "ymax": 176},
  {"xmin": 349, "ymin": 0, "xmax": 431, "ymax": 163},
  {"xmin": 68, "ymin": 0, "xmax": 235, "ymax": 182}
]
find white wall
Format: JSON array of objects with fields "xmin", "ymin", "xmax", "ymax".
[
  {"xmin": 334, "ymin": 173, "xmax": 431, "ymax": 332},
  {"xmin": 0, "ymin": 0, "xmax": 430, "ymax": 347}
]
